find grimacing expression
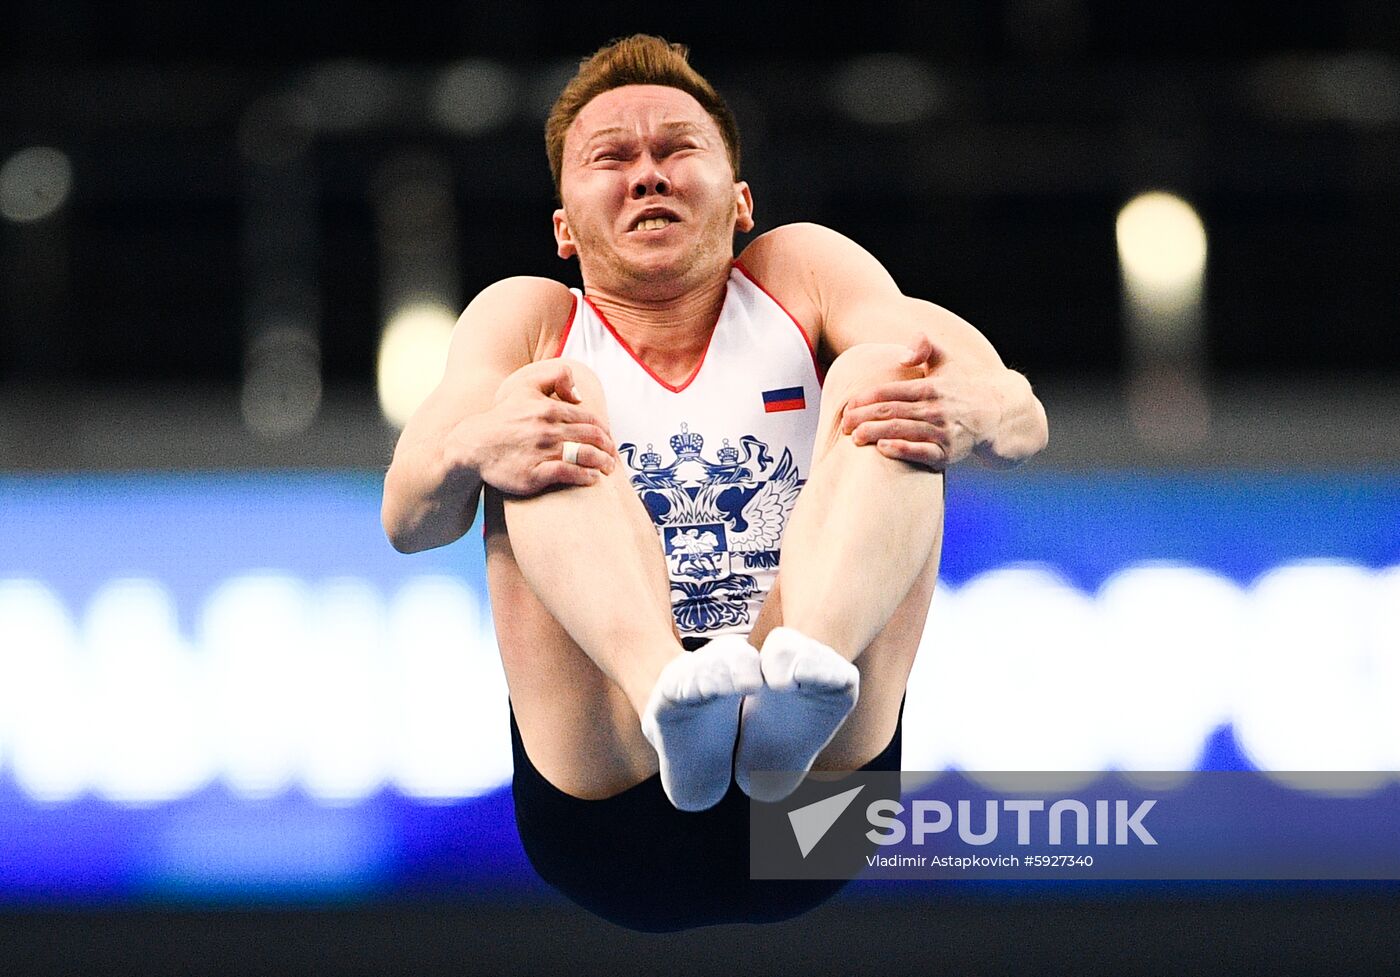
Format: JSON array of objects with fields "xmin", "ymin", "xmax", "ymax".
[{"xmin": 553, "ymin": 85, "xmax": 754, "ymax": 289}]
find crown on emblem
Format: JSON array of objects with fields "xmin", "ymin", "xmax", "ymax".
[
  {"xmin": 669, "ymin": 422, "xmax": 704, "ymax": 457},
  {"xmin": 717, "ymin": 438, "xmax": 739, "ymax": 464},
  {"xmin": 639, "ymin": 442, "xmax": 662, "ymax": 468}
]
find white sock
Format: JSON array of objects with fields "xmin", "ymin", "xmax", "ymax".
[
  {"xmin": 640, "ymin": 635, "xmax": 763, "ymax": 812},
  {"xmin": 735, "ymin": 626, "xmax": 860, "ymax": 803}
]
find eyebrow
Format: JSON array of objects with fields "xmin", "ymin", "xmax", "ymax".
[{"xmin": 582, "ymin": 121, "xmax": 708, "ymax": 145}]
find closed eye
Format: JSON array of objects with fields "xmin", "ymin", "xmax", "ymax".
[
  {"xmin": 661, "ymin": 141, "xmax": 702, "ymax": 157},
  {"xmin": 591, "ymin": 149, "xmax": 634, "ymax": 164}
]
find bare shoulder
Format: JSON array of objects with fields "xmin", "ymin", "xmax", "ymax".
[
  {"xmin": 734, "ymin": 224, "xmax": 831, "ymax": 338},
  {"xmin": 740, "ymin": 222, "xmax": 897, "ymax": 280},
  {"xmin": 737, "ymin": 223, "xmax": 901, "ymax": 351},
  {"xmin": 456, "ymin": 276, "xmax": 577, "ymax": 363},
  {"xmin": 739, "ymin": 225, "xmax": 1000, "ymax": 364},
  {"xmin": 410, "ymin": 276, "xmax": 574, "ymax": 427},
  {"xmin": 739, "ymin": 221, "xmax": 871, "ymax": 261}
]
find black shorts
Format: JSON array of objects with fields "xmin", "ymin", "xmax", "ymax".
[{"xmin": 509, "ymin": 696, "xmax": 903, "ymax": 932}]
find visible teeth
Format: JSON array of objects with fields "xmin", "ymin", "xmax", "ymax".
[{"xmin": 636, "ymin": 217, "xmax": 672, "ymax": 231}]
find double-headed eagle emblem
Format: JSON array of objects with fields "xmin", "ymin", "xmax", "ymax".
[{"xmin": 619, "ymin": 424, "xmax": 804, "ymax": 632}]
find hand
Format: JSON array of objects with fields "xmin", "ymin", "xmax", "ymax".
[
  {"xmin": 839, "ymin": 334, "xmax": 1001, "ymax": 470},
  {"xmin": 447, "ymin": 360, "xmax": 618, "ymax": 495}
]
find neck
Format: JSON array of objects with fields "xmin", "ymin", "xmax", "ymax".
[{"xmin": 582, "ymin": 263, "xmax": 731, "ymax": 381}]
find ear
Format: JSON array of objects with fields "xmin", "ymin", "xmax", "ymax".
[
  {"xmin": 553, "ymin": 207, "xmax": 577, "ymax": 260},
  {"xmin": 734, "ymin": 181, "xmax": 755, "ymax": 233}
]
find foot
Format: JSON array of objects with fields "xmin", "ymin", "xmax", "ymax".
[
  {"xmin": 735, "ymin": 627, "xmax": 860, "ymax": 803},
  {"xmin": 639, "ymin": 635, "xmax": 764, "ymax": 811}
]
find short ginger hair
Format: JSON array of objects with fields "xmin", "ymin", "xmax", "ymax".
[{"xmin": 545, "ymin": 34, "xmax": 742, "ymax": 199}]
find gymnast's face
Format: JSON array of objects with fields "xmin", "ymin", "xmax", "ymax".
[{"xmin": 553, "ymin": 85, "xmax": 753, "ymax": 294}]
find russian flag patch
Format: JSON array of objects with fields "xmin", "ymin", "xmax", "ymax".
[{"xmin": 762, "ymin": 386, "xmax": 806, "ymax": 413}]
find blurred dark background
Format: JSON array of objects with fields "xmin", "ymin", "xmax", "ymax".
[
  {"xmin": 2, "ymin": 0, "xmax": 1398, "ymax": 472},
  {"xmin": 2, "ymin": 4, "xmax": 1400, "ymax": 975}
]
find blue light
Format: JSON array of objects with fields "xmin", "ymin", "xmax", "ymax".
[{"xmin": 0, "ymin": 468, "xmax": 1397, "ymax": 902}]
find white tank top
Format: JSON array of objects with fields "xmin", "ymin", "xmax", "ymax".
[{"xmin": 558, "ymin": 262, "xmax": 824, "ymax": 641}]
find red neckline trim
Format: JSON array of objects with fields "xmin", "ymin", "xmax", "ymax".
[
  {"xmin": 581, "ymin": 294, "xmax": 716, "ymax": 394},
  {"xmin": 552, "ymin": 293, "xmax": 579, "ymax": 359},
  {"xmin": 731, "ymin": 260, "xmax": 825, "ymax": 384}
]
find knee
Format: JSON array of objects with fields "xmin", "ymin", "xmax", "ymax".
[
  {"xmin": 816, "ymin": 345, "xmax": 930, "ymax": 459},
  {"xmin": 823, "ymin": 343, "xmax": 921, "ymax": 401},
  {"xmin": 823, "ymin": 345, "xmax": 924, "ymax": 445}
]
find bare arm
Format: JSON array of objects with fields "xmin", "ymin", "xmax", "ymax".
[
  {"xmin": 381, "ymin": 277, "xmax": 614, "ymax": 553},
  {"xmin": 739, "ymin": 223, "xmax": 1048, "ymax": 469},
  {"xmin": 837, "ymin": 302, "xmax": 1049, "ymax": 469}
]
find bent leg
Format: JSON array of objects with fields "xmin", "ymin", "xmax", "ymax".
[
  {"xmin": 487, "ymin": 525, "xmax": 656, "ymax": 800},
  {"xmin": 738, "ymin": 344, "xmax": 945, "ymax": 798},
  {"xmin": 499, "ymin": 359, "xmax": 760, "ymax": 810},
  {"xmin": 500, "ymin": 360, "xmax": 680, "ymax": 718},
  {"xmin": 814, "ymin": 536, "xmax": 940, "ymax": 771},
  {"xmin": 779, "ymin": 343, "xmax": 945, "ymax": 657}
]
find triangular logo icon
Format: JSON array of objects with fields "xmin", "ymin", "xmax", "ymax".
[{"xmin": 787, "ymin": 785, "xmax": 865, "ymax": 858}]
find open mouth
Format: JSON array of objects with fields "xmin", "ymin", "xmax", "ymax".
[{"xmin": 629, "ymin": 210, "xmax": 681, "ymax": 232}]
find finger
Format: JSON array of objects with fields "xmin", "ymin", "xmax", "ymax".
[
  {"xmin": 564, "ymin": 441, "xmax": 616, "ymax": 475},
  {"xmin": 542, "ymin": 400, "xmax": 609, "ymax": 431},
  {"xmin": 877, "ymin": 438, "xmax": 948, "ymax": 470},
  {"xmin": 841, "ymin": 397, "xmax": 942, "ymax": 432},
  {"xmin": 902, "ymin": 334, "xmax": 948, "ymax": 369},
  {"xmin": 524, "ymin": 361, "xmax": 580, "ymax": 402},
  {"xmin": 901, "ymin": 333, "xmax": 934, "ymax": 367},
  {"xmin": 531, "ymin": 461, "xmax": 600, "ymax": 491},
  {"xmin": 550, "ymin": 362, "xmax": 579, "ymax": 403},
  {"xmin": 844, "ymin": 378, "xmax": 937, "ymax": 411},
  {"xmin": 554, "ymin": 422, "xmax": 617, "ymax": 458},
  {"xmin": 841, "ymin": 402, "xmax": 893, "ymax": 432},
  {"xmin": 851, "ymin": 419, "xmax": 943, "ymax": 447}
]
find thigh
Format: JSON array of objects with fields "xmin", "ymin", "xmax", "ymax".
[{"xmin": 485, "ymin": 488, "xmax": 660, "ymax": 799}]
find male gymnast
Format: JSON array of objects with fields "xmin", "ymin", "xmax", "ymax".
[{"xmin": 382, "ymin": 34, "xmax": 1048, "ymax": 930}]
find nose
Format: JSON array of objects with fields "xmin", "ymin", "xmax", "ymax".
[{"xmin": 630, "ymin": 160, "xmax": 671, "ymax": 198}]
